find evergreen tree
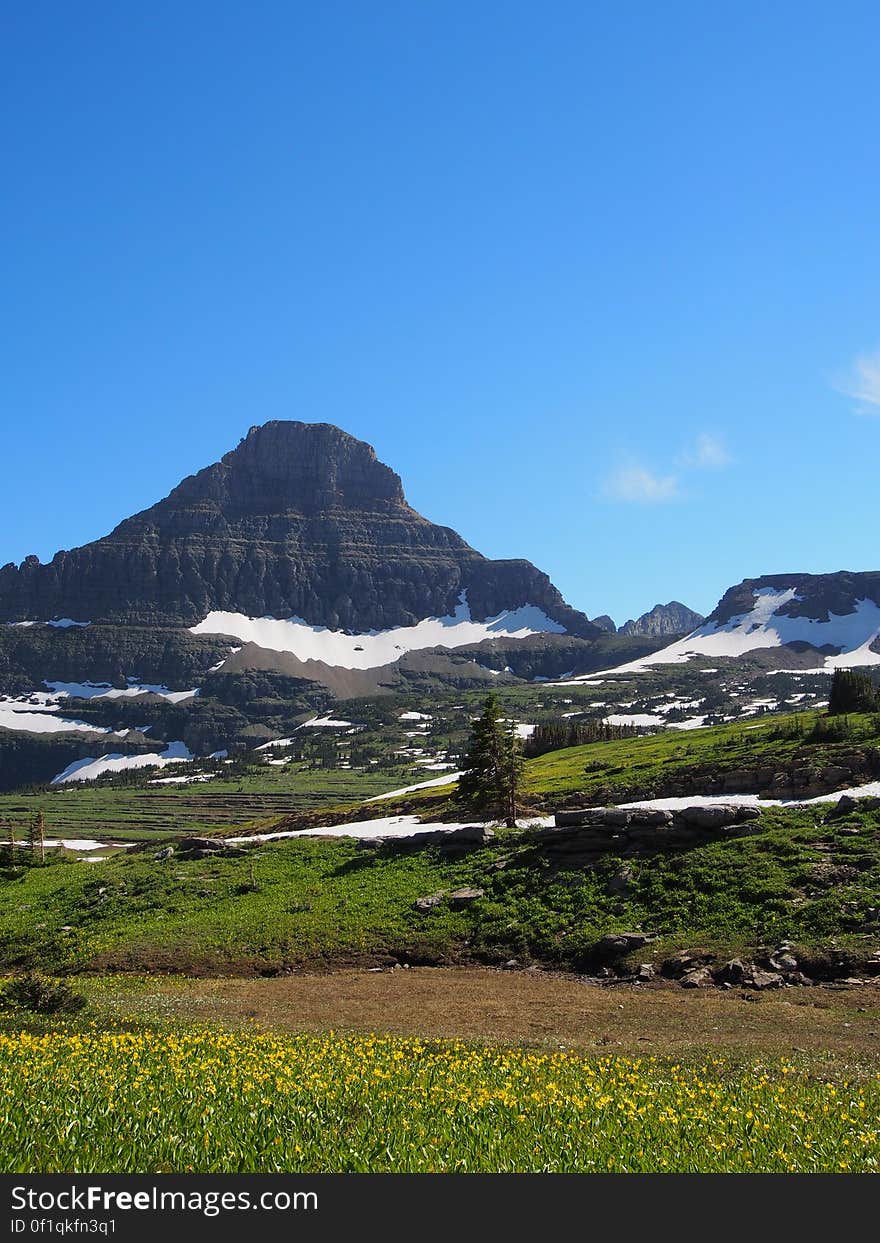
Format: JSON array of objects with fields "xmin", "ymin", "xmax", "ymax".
[
  {"xmin": 828, "ymin": 669, "xmax": 880, "ymax": 715},
  {"xmin": 5, "ymin": 820, "xmax": 16, "ymax": 868},
  {"xmin": 28, "ymin": 810, "xmax": 46, "ymax": 864},
  {"xmin": 522, "ymin": 718, "xmax": 638, "ymax": 758},
  {"xmin": 499, "ymin": 717, "xmax": 525, "ymax": 828},
  {"xmin": 458, "ymin": 694, "xmax": 524, "ymax": 826}
]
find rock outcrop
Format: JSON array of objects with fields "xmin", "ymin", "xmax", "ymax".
[{"xmin": 534, "ymin": 803, "xmax": 763, "ymax": 862}]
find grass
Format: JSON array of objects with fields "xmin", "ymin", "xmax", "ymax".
[
  {"xmin": 0, "ymin": 765, "xmax": 411, "ymax": 841},
  {"xmin": 343, "ymin": 709, "xmax": 880, "ymax": 823},
  {"xmin": 1, "ymin": 798, "xmax": 879, "ymax": 974},
  {"xmin": 525, "ymin": 709, "xmax": 880, "ymax": 801},
  {"xmin": 1, "ymin": 1025, "xmax": 877, "ymax": 1172}
]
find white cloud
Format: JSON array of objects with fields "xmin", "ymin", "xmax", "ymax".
[
  {"xmin": 603, "ymin": 432, "xmax": 733, "ymax": 504},
  {"xmin": 837, "ymin": 347, "xmax": 880, "ymax": 413},
  {"xmin": 680, "ymin": 433, "xmax": 733, "ymax": 469},
  {"xmin": 603, "ymin": 464, "xmax": 680, "ymax": 504}
]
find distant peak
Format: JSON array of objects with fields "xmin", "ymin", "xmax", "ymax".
[
  {"xmin": 591, "ymin": 614, "xmax": 617, "ymax": 633},
  {"xmin": 620, "ymin": 601, "xmax": 705, "ymax": 638}
]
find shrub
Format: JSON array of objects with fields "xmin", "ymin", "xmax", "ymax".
[{"xmin": 0, "ymin": 972, "xmax": 87, "ymax": 1016}]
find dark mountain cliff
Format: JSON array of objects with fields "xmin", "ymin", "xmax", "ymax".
[{"xmin": 0, "ymin": 422, "xmax": 598, "ymax": 636}]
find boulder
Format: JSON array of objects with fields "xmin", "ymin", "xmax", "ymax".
[
  {"xmin": 787, "ymin": 971, "xmax": 814, "ymax": 987},
  {"xmin": 747, "ymin": 969, "xmax": 784, "ymax": 990},
  {"xmin": 680, "ymin": 967, "xmax": 713, "ymax": 989},
  {"xmin": 554, "ymin": 809, "xmax": 600, "ymax": 827},
  {"xmin": 636, "ymin": 962, "xmax": 656, "ymax": 982},
  {"xmin": 413, "ymin": 893, "xmax": 446, "ymax": 913},
  {"xmin": 677, "ymin": 805, "xmax": 741, "ymax": 829},
  {"xmin": 626, "ymin": 825, "xmax": 700, "ymax": 844},
  {"xmin": 153, "ymin": 846, "xmax": 174, "ymax": 861},
  {"xmin": 827, "ymin": 794, "xmax": 859, "ymax": 820},
  {"xmin": 593, "ymin": 931, "xmax": 655, "ymax": 959},
  {"xmin": 718, "ymin": 957, "xmax": 747, "ymax": 985},
  {"xmin": 436, "ymin": 826, "xmax": 495, "ymax": 851},
  {"xmin": 661, "ymin": 949, "xmax": 716, "ymax": 978},
  {"xmin": 627, "ymin": 809, "xmax": 674, "ymax": 827},
  {"xmin": 599, "ymin": 809, "xmax": 635, "ymax": 827},
  {"xmin": 607, "ymin": 866, "xmax": 635, "ymax": 896},
  {"xmin": 178, "ymin": 836, "xmax": 227, "ymax": 853},
  {"xmin": 447, "ymin": 887, "xmax": 485, "ymax": 908}
]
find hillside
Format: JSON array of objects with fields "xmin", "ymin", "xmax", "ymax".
[{"xmin": 2, "ymin": 795, "xmax": 879, "ymax": 979}]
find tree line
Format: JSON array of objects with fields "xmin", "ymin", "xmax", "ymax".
[{"xmin": 521, "ymin": 718, "xmax": 639, "ymax": 759}]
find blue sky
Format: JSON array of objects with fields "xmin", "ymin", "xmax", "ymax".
[{"xmin": 2, "ymin": 2, "xmax": 879, "ymax": 625}]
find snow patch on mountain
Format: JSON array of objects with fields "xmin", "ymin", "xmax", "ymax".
[
  {"xmin": 51, "ymin": 741, "xmax": 193, "ymax": 784},
  {"xmin": 366, "ymin": 772, "xmax": 463, "ymax": 802},
  {"xmin": 45, "ymin": 680, "xmax": 199, "ymax": 703},
  {"xmin": 189, "ymin": 594, "xmax": 566, "ymax": 671},
  {"xmin": 604, "ymin": 713, "xmax": 666, "ymax": 728},
  {"xmin": 0, "ymin": 696, "xmax": 111, "ymax": 736},
  {"xmin": 558, "ymin": 589, "xmax": 880, "ymax": 679},
  {"xmin": 8, "ymin": 619, "xmax": 93, "ymax": 629}
]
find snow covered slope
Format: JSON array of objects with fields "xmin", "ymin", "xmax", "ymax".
[
  {"xmin": 51, "ymin": 741, "xmax": 193, "ymax": 784},
  {"xmin": 570, "ymin": 579, "xmax": 880, "ymax": 678},
  {"xmin": 190, "ymin": 594, "xmax": 566, "ymax": 671}
]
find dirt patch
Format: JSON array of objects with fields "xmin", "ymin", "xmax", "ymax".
[{"xmin": 101, "ymin": 968, "xmax": 880, "ymax": 1059}]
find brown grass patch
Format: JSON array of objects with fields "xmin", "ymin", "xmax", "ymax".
[{"xmin": 102, "ymin": 967, "xmax": 880, "ymax": 1060}]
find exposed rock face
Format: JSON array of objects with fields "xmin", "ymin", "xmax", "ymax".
[
  {"xmin": 591, "ymin": 614, "xmax": 617, "ymax": 633},
  {"xmin": 709, "ymin": 571, "xmax": 880, "ymax": 628},
  {"xmin": 0, "ymin": 423, "xmax": 597, "ymax": 636},
  {"xmin": 620, "ymin": 601, "xmax": 704, "ymax": 637}
]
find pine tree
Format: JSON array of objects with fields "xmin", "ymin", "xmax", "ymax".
[
  {"xmin": 828, "ymin": 669, "xmax": 880, "ymax": 715},
  {"xmin": 29, "ymin": 810, "xmax": 46, "ymax": 864},
  {"xmin": 457, "ymin": 694, "xmax": 524, "ymax": 826},
  {"xmin": 499, "ymin": 717, "xmax": 525, "ymax": 828}
]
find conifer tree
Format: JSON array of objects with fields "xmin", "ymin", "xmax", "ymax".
[
  {"xmin": 458, "ymin": 694, "xmax": 524, "ymax": 826},
  {"xmin": 29, "ymin": 810, "xmax": 46, "ymax": 864},
  {"xmin": 499, "ymin": 717, "xmax": 525, "ymax": 828},
  {"xmin": 828, "ymin": 669, "xmax": 880, "ymax": 715}
]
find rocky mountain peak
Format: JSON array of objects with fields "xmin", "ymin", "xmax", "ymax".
[
  {"xmin": 0, "ymin": 421, "xmax": 596, "ymax": 635},
  {"xmin": 620, "ymin": 601, "xmax": 704, "ymax": 638},
  {"xmin": 118, "ymin": 422, "xmax": 410, "ymax": 533},
  {"xmin": 590, "ymin": 614, "xmax": 617, "ymax": 633}
]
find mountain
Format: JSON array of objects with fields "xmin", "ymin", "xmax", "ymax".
[
  {"xmin": 590, "ymin": 614, "xmax": 617, "ymax": 633},
  {"xmin": 0, "ymin": 422, "xmax": 656, "ymax": 785},
  {"xmin": 619, "ymin": 601, "xmax": 705, "ymax": 638},
  {"xmin": 0, "ymin": 422, "xmax": 597, "ymax": 637},
  {"xmin": 612, "ymin": 572, "xmax": 880, "ymax": 672}
]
